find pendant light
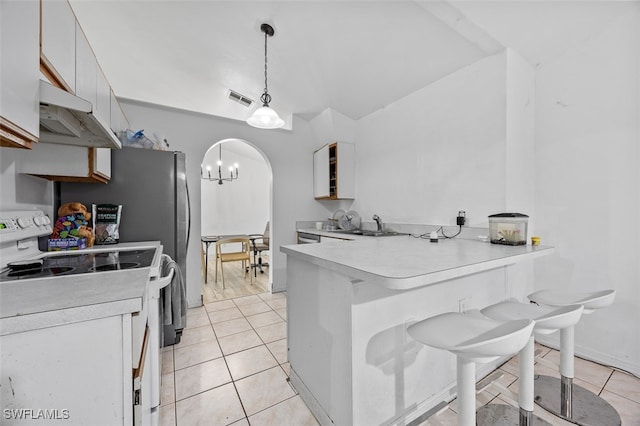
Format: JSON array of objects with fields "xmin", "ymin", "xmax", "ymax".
[
  {"xmin": 247, "ymin": 23, "xmax": 285, "ymax": 129},
  {"xmin": 201, "ymin": 144, "xmax": 239, "ymax": 185}
]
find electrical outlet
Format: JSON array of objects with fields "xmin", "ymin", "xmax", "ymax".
[
  {"xmin": 457, "ymin": 210, "xmax": 466, "ymax": 226},
  {"xmin": 459, "ymin": 298, "xmax": 467, "ymax": 313}
]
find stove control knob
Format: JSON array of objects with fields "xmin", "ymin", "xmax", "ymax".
[
  {"xmin": 34, "ymin": 216, "xmax": 43, "ymax": 226},
  {"xmin": 17, "ymin": 217, "xmax": 31, "ymax": 228},
  {"xmin": 42, "ymin": 216, "xmax": 51, "ymax": 225}
]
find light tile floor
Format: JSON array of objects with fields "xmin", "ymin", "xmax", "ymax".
[
  {"xmin": 159, "ymin": 292, "xmax": 640, "ymax": 426},
  {"xmin": 159, "ymin": 292, "xmax": 318, "ymax": 426}
]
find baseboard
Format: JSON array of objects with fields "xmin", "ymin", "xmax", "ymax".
[
  {"xmin": 289, "ymin": 368, "xmax": 332, "ymax": 425},
  {"xmin": 290, "ymin": 357, "xmax": 509, "ymax": 426},
  {"xmin": 271, "ymin": 282, "xmax": 286, "ymax": 293},
  {"xmin": 535, "ymin": 335, "xmax": 639, "ymax": 377}
]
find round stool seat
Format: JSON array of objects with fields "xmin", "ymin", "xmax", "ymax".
[
  {"xmin": 481, "ymin": 300, "xmax": 584, "ymax": 334},
  {"xmin": 407, "ymin": 312, "xmax": 534, "ymax": 363},
  {"xmin": 526, "ymin": 289, "xmax": 621, "ymax": 425},
  {"xmin": 528, "ymin": 289, "xmax": 615, "ymax": 314}
]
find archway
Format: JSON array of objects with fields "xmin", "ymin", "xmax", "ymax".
[{"xmin": 200, "ymin": 138, "xmax": 272, "ymax": 301}]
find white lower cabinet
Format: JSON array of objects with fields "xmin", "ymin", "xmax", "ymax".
[{"xmin": 0, "ymin": 315, "xmax": 134, "ymax": 425}]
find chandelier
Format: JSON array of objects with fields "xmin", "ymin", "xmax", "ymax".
[
  {"xmin": 201, "ymin": 144, "xmax": 238, "ymax": 185},
  {"xmin": 247, "ymin": 23, "xmax": 285, "ymax": 129}
]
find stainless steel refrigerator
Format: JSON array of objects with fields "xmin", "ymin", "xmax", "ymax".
[{"xmin": 57, "ymin": 147, "xmax": 191, "ymax": 344}]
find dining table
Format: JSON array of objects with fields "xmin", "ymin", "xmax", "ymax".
[{"xmin": 201, "ymin": 234, "xmax": 263, "ymax": 283}]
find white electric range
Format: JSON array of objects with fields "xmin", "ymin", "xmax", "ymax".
[{"xmin": 0, "ymin": 210, "xmax": 173, "ymax": 426}]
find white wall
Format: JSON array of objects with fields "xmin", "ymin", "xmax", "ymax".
[
  {"xmin": 533, "ymin": 10, "xmax": 640, "ymax": 375},
  {"xmin": 347, "ymin": 49, "xmax": 539, "ymax": 311},
  {"xmin": 352, "ymin": 51, "xmax": 509, "ymax": 227},
  {"xmin": 200, "ymin": 140, "xmax": 270, "ymax": 237},
  {"xmin": 120, "ymin": 101, "xmax": 321, "ymax": 306},
  {"xmin": 349, "ymin": 25, "xmax": 639, "ymax": 377},
  {"xmin": 504, "ymin": 49, "xmax": 536, "ymax": 300},
  {"xmin": 351, "ymin": 49, "xmax": 539, "ymax": 312}
]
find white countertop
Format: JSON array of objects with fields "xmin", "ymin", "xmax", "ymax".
[
  {"xmin": 282, "ymin": 233, "xmax": 553, "ymax": 290},
  {"xmin": 0, "ymin": 241, "xmax": 161, "ymax": 335}
]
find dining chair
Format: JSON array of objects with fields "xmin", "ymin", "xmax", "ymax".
[
  {"xmin": 250, "ymin": 221, "xmax": 270, "ymax": 276},
  {"xmin": 215, "ymin": 237, "xmax": 252, "ymax": 289}
]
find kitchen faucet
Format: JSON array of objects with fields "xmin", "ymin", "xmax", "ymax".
[{"xmin": 373, "ymin": 214, "xmax": 383, "ymax": 232}]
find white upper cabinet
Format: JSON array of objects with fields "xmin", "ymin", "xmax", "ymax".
[
  {"xmin": 0, "ymin": 0, "xmax": 40, "ymax": 148},
  {"xmin": 110, "ymin": 90, "xmax": 129, "ymax": 135},
  {"xmin": 313, "ymin": 144, "xmax": 331, "ymax": 198},
  {"xmin": 38, "ymin": 0, "xmax": 123, "ymax": 151},
  {"xmin": 18, "ymin": 143, "xmax": 111, "ymax": 183},
  {"xmin": 17, "ymin": 0, "xmax": 126, "ymax": 181},
  {"xmin": 314, "ymin": 142, "xmax": 355, "ymax": 200},
  {"xmin": 95, "ymin": 67, "xmax": 111, "ymax": 131},
  {"xmin": 75, "ymin": 22, "xmax": 97, "ymax": 109},
  {"xmin": 41, "ymin": 0, "xmax": 76, "ymax": 92}
]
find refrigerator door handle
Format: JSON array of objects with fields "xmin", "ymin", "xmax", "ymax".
[{"xmin": 185, "ymin": 178, "xmax": 191, "ymax": 252}]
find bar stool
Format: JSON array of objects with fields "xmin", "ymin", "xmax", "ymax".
[
  {"xmin": 407, "ymin": 311, "xmax": 534, "ymax": 426},
  {"xmin": 480, "ymin": 300, "xmax": 584, "ymax": 425},
  {"xmin": 528, "ymin": 289, "xmax": 619, "ymax": 426}
]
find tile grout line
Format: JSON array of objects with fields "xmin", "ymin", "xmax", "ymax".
[
  {"xmin": 233, "ymin": 295, "xmax": 292, "ymax": 379},
  {"xmin": 167, "ymin": 292, "xmax": 300, "ymax": 426},
  {"xmin": 231, "ymin": 295, "xmax": 294, "ymax": 423},
  {"xmin": 174, "ymin": 294, "xmax": 290, "ymax": 424},
  {"xmin": 218, "ymin": 336, "xmax": 251, "ymax": 424},
  {"xmin": 169, "ymin": 345, "xmax": 177, "ymax": 426},
  {"xmin": 174, "ymin": 304, "xmax": 252, "ymax": 424},
  {"xmin": 599, "ymin": 370, "xmax": 640, "ymax": 405},
  {"xmin": 598, "ymin": 369, "xmax": 615, "ymax": 397}
]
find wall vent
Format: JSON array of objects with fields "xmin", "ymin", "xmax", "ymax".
[{"xmin": 228, "ymin": 90, "xmax": 255, "ymax": 108}]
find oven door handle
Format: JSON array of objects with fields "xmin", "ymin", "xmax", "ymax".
[{"xmin": 149, "ymin": 255, "xmax": 175, "ymax": 296}]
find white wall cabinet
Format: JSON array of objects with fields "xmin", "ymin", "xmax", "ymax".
[
  {"xmin": 111, "ymin": 89, "xmax": 130, "ymax": 135},
  {"xmin": 313, "ymin": 144, "xmax": 330, "ymax": 198},
  {"xmin": 314, "ymin": 142, "xmax": 355, "ymax": 199},
  {"xmin": 96, "ymin": 68, "xmax": 112, "ymax": 129},
  {"xmin": 0, "ymin": 0, "xmax": 40, "ymax": 149},
  {"xmin": 15, "ymin": 0, "xmax": 125, "ymax": 181},
  {"xmin": 41, "ymin": 0, "xmax": 76, "ymax": 92},
  {"xmin": 41, "ymin": 0, "xmax": 127, "ymax": 138},
  {"xmin": 75, "ymin": 22, "xmax": 98, "ymax": 109},
  {"xmin": 19, "ymin": 143, "xmax": 111, "ymax": 183}
]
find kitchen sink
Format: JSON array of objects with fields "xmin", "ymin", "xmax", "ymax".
[{"xmin": 330, "ymin": 229, "xmax": 406, "ymax": 237}]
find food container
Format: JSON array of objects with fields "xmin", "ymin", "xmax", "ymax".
[
  {"xmin": 48, "ymin": 237, "xmax": 87, "ymax": 251},
  {"xmin": 488, "ymin": 213, "xmax": 529, "ymax": 246}
]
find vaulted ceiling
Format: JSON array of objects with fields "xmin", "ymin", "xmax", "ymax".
[{"xmin": 69, "ymin": 1, "xmax": 638, "ymax": 130}]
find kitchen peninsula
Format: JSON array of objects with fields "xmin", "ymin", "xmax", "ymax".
[{"xmin": 281, "ymin": 235, "xmax": 553, "ymax": 426}]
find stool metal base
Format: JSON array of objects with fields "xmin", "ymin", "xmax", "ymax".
[
  {"xmin": 477, "ymin": 405, "xmax": 552, "ymax": 425},
  {"xmin": 534, "ymin": 374, "xmax": 621, "ymax": 426}
]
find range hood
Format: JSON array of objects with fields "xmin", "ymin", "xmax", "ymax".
[{"xmin": 39, "ymin": 80, "xmax": 121, "ymax": 149}]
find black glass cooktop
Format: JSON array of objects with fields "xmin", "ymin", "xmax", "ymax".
[{"xmin": 0, "ymin": 248, "xmax": 157, "ymax": 281}]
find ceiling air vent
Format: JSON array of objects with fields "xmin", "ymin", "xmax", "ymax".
[{"xmin": 228, "ymin": 90, "xmax": 254, "ymax": 108}]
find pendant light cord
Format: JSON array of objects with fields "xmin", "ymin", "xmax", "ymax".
[{"xmin": 261, "ymin": 27, "xmax": 272, "ymax": 106}]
